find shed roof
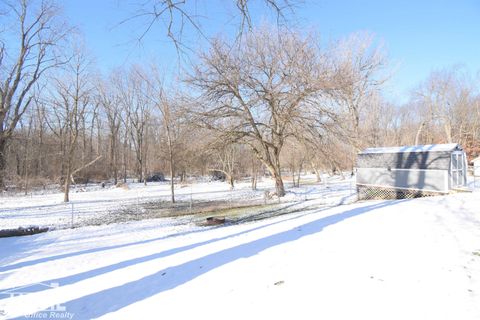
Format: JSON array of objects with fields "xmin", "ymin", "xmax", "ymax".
[{"xmin": 359, "ymin": 143, "xmax": 461, "ymax": 155}]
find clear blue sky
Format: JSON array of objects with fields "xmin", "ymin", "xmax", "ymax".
[{"xmin": 63, "ymin": 0, "xmax": 480, "ymax": 102}]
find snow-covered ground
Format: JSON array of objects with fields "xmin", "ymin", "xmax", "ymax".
[
  {"xmin": 0, "ymin": 175, "xmax": 356, "ymax": 229},
  {"xmin": 0, "ymin": 179, "xmax": 480, "ymax": 319}
]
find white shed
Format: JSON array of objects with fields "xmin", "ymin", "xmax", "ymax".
[{"xmin": 356, "ymin": 143, "xmax": 467, "ymax": 200}]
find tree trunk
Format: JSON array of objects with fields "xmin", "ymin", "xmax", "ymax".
[
  {"xmin": 82, "ymin": 118, "xmax": 87, "ymax": 165},
  {"xmin": 64, "ymin": 164, "xmax": 71, "ymax": 202},
  {"xmin": 292, "ymin": 169, "xmax": 296, "ymax": 187},
  {"xmin": 264, "ymin": 164, "xmax": 285, "ymax": 196},
  {"xmin": 273, "ymin": 172, "xmax": 285, "ymax": 197},
  {"xmin": 0, "ymin": 139, "xmax": 6, "ymax": 189},
  {"xmin": 251, "ymin": 154, "xmax": 258, "ymax": 190},
  {"xmin": 166, "ymin": 124, "xmax": 176, "ymax": 204},
  {"xmin": 296, "ymin": 163, "xmax": 302, "ymax": 187},
  {"xmin": 228, "ymin": 174, "xmax": 234, "ymax": 189},
  {"xmin": 272, "ymin": 149, "xmax": 286, "ymax": 196},
  {"xmin": 143, "ymin": 162, "xmax": 147, "ymax": 186},
  {"xmin": 15, "ymin": 153, "xmax": 21, "ymax": 176},
  {"xmin": 255, "ymin": 148, "xmax": 285, "ymax": 197},
  {"xmin": 110, "ymin": 133, "xmax": 118, "ymax": 185},
  {"xmin": 143, "ymin": 124, "xmax": 148, "ymax": 186},
  {"xmin": 138, "ymin": 160, "xmax": 143, "ymax": 183},
  {"xmin": 113, "ymin": 163, "xmax": 118, "ymax": 186},
  {"xmin": 444, "ymin": 122, "xmax": 453, "ymax": 144},
  {"xmin": 24, "ymin": 137, "xmax": 30, "ymax": 195},
  {"xmin": 123, "ymin": 141, "xmax": 128, "ymax": 183},
  {"xmin": 169, "ymin": 156, "xmax": 175, "ymax": 204},
  {"xmin": 414, "ymin": 121, "xmax": 425, "ymax": 145},
  {"xmin": 311, "ymin": 162, "xmax": 321, "ymax": 182},
  {"xmin": 96, "ymin": 117, "xmax": 102, "ymax": 156}
]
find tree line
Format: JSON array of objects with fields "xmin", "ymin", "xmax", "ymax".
[{"xmin": 1, "ymin": 0, "xmax": 480, "ymax": 201}]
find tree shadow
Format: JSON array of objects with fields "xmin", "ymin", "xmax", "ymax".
[
  {"xmin": 0, "ymin": 202, "xmax": 328, "ymax": 294},
  {"xmin": 0, "ymin": 236, "xmax": 60, "ymax": 272},
  {"xmin": 0, "ymin": 201, "xmax": 313, "ymax": 274},
  {"xmin": 394, "ymin": 148, "xmax": 444, "ymax": 198},
  {"xmin": 49, "ymin": 200, "xmax": 399, "ymax": 319},
  {"xmin": 0, "ymin": 226, "xmax": 213, "ymax": 273}
]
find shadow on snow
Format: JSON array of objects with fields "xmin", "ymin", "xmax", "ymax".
[
  {"xmin": 0, "ymin": 201, "xmax": 308, "ymax": 273},
  {"xmin": 52, "ymin": 200, "xmax": 399, "ymax": 319}
]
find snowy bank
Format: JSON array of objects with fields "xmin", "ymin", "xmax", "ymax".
[{"xmin": 1, "ymin": 191, "xmax": 479, "ymax": 319}]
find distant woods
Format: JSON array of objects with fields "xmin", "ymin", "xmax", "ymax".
[{"xmin": 1, "ymin": 0, "xmax": 480, "ymax": 200}]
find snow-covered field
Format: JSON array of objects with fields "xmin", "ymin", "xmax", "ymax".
[
  {"xmin": 1, "ymin": 177, "xmax": 480, "ymax": 319},
  {"xmin": 0, "ymin": 176, "xmax": 355, "ymax": 229}
]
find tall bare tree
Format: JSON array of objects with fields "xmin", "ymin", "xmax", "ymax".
[
  {"xmin": 413, "ymin": 68, "xmax": 474, "ymax": 146},
  {"xmin": 333, "ymin": 32, "xmax": 388, "ymax": 152},
  {"xmin": 122, "ymin": 0, "xmax": 299, "ymax": 53},
  {"xmin": 98, "ymin": 77, "xmax": 122, "ymax": 185},
  {"xmin": 46, "ymin": 47, "xmax": 99, "ymax": 202},
  {"xmin": 0, "ymin": 0, "xmax": 69, "ymax": 188},
  {"xmin": 207, "ymin": 141, "xmax": 238, "ymax": 189},
  {"xmin": 189, "ymin": 27, "xmax": 332, "ymax": 196},
  {"xmin": 143, "ymin": 67, "xmax": 189, "ymax": 203},
  {"xmin": 153, "ymin": 86, "xmax": 178, "ymax": 203},
  {"xmin": 116, "ymin": 66, "xmax": 153, "ymax": 184},
  {"xmin": 160, "ymin": 95, "xmax": 176, "ymax": 202}
]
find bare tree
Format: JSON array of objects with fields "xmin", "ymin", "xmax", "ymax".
[
  {"xmin": 116, "ymin": 67, "xmax": 153, "ymax": 184},
  {"xmin": 98, "ymin": 77, "xmax": 122, "ymax": 184},
  {"xmin": 0, "ymin": 0, "xmax": 69, "ymax": 188},
  {"xmin": 122, "ymin": 0, "xmax": 299, "ymax": 53},
  {"xmin": 161, "ymin": 96, "xmax": 176, "ymax": 202},
  {"xmin": 301, "ymin": 122, "xmax": 350, "ymax": 176},
  {"xmin": 46, "ymin": 47, "xmax": 100, "ymax": 202},
  {"xmin": 208, "ymin": 141, "xmax": 238, "ymax": 189},
  {"xmin": 413, "ymin": 68, "xmax": 474, "ymax": 145},
  {"xmin": 283, "ymin": 140, "xmax": 306, "ymax": 187},
  {"xmin": 333, "ymin": 32, "xmax": 388, "ymax": 152},
  {"xmin": 154, "ymin": 87, "xmax": 179, "ymax": 203},
  {"xmin": 21, "ymin": 115, "xmax": 34, "ymax": 194},
  {"xmin": 143, "ymin": 66, "xmax": 193, "ymax": 203},
  {"xmin": 188, "ymin": 27, "xmax": 332, "ymax": 196}
]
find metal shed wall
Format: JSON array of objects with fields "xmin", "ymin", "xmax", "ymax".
[
  {"xmin": 356, "ymin": 151, "xmax": 451, "ymax": 170},
  {"xmin": 356, "ymin": 144, "xmax": 466, "ymax": 198},
  {"xmin": 356, "ymin": 168, "xmax": 448, "ymax": 193}
]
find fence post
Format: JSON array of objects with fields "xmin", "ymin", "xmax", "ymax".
[
  {"xmin": 70, "ymin": 203, "xmax": 74, "ymax": 229},
  {"xmin": 190, "ymin": 185, "xmax": 193, "ymax": 213}
]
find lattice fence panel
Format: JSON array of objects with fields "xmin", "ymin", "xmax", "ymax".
[{"xmin": 357, "ymin": 185, "xmax": 440, "ymax": 200}]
